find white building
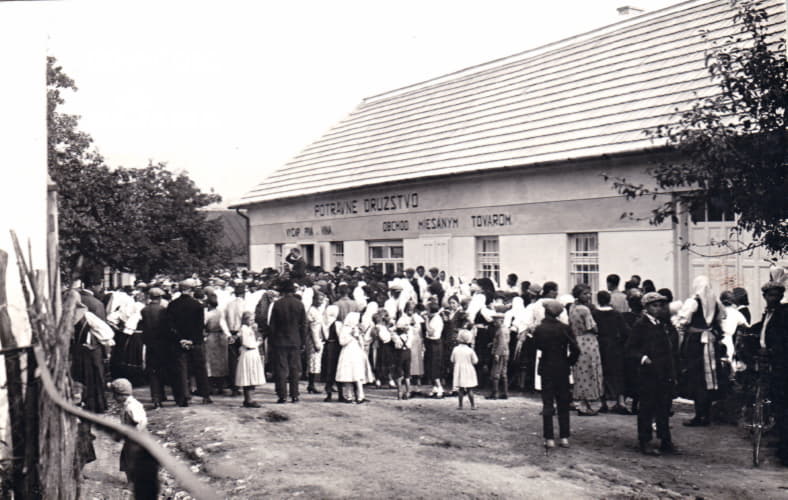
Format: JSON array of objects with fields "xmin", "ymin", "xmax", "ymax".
[{"xmin": 233, "ymin": 0, "xmax": 786, "ymax": 312}]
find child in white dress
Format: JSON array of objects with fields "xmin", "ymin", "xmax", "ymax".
[
  {"xmin": 235, "ymin": 311, "xmax": 266, "ymax": 408},
  {"xmin": 451, "ymin": 329, "xmax": 479, "ymax": 409},
  {"xmin": 336, "ymin": 312, "xmax": 371, "ymax": 404}
]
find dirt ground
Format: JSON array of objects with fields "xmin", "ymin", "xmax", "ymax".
[{"xmin": 81, "ymin": 383, "xmax": 788, "ymax": 500}]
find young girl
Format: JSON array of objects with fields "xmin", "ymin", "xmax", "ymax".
[
  {"xmin": 424, "ymin": 302, "xmax": 445, "ymax": 398},
  {"xmin": 235, "ymin": 311, "xmax": 266, "ymax": 408},
  {"xmin": 451, "ymin": 329, "xmax": 478, "ymax": 409},
  {"xmin": 336, "ymin": 312, "xmax": 371, "ymax": 403}
]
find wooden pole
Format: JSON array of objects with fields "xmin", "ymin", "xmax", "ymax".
[
  {"xmin": 46, "ymin": 179, "xmax": 61, "ymax": 324},
  {"xmin": 0, "ymin": 250, "xmax": 27, "ymax": 500}
]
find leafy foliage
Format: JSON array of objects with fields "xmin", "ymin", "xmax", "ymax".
[
  {"xmin": 47, "ymin": 57, "xmax": 234, "ymax": 279},
  {"xmin": 608, "ymin": 0, "xmax": 788, "ymax": 254}
]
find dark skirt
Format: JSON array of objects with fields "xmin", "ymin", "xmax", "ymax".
[
  {"xmin": 321, "ymin": 341, "xmax": 340, "ymax": 384},
  {"xmin": 375, "ymin": 342, "xmax": 394, "ymax": 381},
  {"xmin": 424, "ymin": 338, "xmax": 443, "ymax": 381},
  {"xmin": 598, "ymin": 337, "xmax": 625, "ymax": 399},
  {"xmin": 71, "ymin": 344, "xmax": 107, "ymax": 414}
]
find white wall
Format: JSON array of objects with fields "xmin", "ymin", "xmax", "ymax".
[
  {"xmin": 403, "ymin": 238, "xmax": 421, "ymax": 270},
  {"xmin": 344, "ymin": 240, "xmax": 367, "ymax": 268},
  {"xmin": 598, "ymin": 229, "xmax": 675, "ymax": 293},
  {"xmin": 0, "ymin": 8, "xmax": 46, "ymax": 461},
  {"xmin": 504, "ymin": 234, "xmax": 569, "ymax": 293},
  {"xmin": 449, "ymin": 236, "xmax": 476, "ymax": 282},
  {"xmin": 250, "ymin": 244, "xmax": 275, "ymax": 270}
]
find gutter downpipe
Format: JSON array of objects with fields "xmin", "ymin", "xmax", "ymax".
[{"xmin": 235, "ymin": 207, "xmax": 250, "ymax": 268}]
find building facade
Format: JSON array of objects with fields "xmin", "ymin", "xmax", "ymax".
[{"xmin": 234, "ymin": 0, "xmax": 786, "ymax": 312}]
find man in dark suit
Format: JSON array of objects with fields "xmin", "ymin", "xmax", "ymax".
[
  {"xmin": 167, "ymin": 279, "xmax": 211, "ymax": 407},
  {"xmin": 753, "ymin": 281, "xmax": 788, "ymax": 465},
  {"xmin": 140, "ymin": 287, "xmax": 169, "ymax": 408},
  {"xmin": 626, "ymin": 292, "xmax": 680, "ymax": 456},
  {"xmin": 268, "ymin": 279, "xmax": 307, "ymax": 403}
]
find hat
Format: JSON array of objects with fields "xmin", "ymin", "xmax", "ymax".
[
  {"xmin": 109, "ymin": 378, "xmax": 133, "ymax": 396},
  {"xmin": 641, "ymin": 292, "xmax": 668, "ymax": 307},
  {"xmin": 389, "ymin": 282, "xmax": 403, "ymax": 291},
  {"xmin": 179, "ymin": 278, "xmax": 198, "ymax": 290},
  {"xmin": 528, "ymin": 283, "xmax": 542, "ymax": 295},
  {"xmin": 148, "ymin": 287, "xmax": 165, "ymax": 298},
  {"xmin": 135, "ymin": 282, "xmax": 148, "ymax": 289},
  {"xmin": 277, "ymin": 279, "xmax": 295, "ymax": 294},
  {"xmin": 457, "ymin": 329, "xmax": 473, "ymax": 345},
  {"xmin": 762, "ymin": 281, "xmax": 786, "ymax": 293},
  {"xmin": 542, "ymin": 299, "xmax": 564, "ymax": 317}
]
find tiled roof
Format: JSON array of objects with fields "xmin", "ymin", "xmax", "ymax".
[{"xmin": 234, "ymin": 0, "xmax": 786, "ymax": 207}]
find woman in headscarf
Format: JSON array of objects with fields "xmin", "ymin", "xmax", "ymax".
[
  {"xmin": 468, "ymin": 279, "xmax": 497, "ymax": 388},
  {"xmin": 336, "ymin": 312, "xmax": 371, "ymax": 403},
  {"xmin": 502, "ymin": 292, "xmax": 531, "ymax": 390},
  {"xmin": 569, "ymin": 284, "xmax": 603, "ymax": 416},
  {"xmin": 320, "ymin": 305, "xmax": 345, "ymax": 402},
  {"xmin": 678, "ymin": 275, "xmax": 726, "ymax": 426},
  {"xmin": 306, "ymin": 290, "xmax": 326, "ymax": 394},
  {"xmin": 203, "ymin": 287, "xmax": 230, "ymax": 395}
]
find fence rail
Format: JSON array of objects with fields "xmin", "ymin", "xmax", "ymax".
[{"xmin": 29, "ymin": 344, "xmax": 221, "ymax": 500}]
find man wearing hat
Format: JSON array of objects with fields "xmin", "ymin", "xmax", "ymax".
[
  {"xmin": 753, "ymin": 281, "xmax": 788, "ymax": 465},
  {"xmin": 626, "ymin": 292, "xmax": 680, "ymax": 456},
  {"xmin": 533, "ymin": 299, "xmax": 580, "ymax": 448},
  {"xmin": 140, "ymin": 287, "xmax": 169, "ymax": 408},
  {"xmin": 268, "ymin": 279, "xmax": 307, "ymax": 403},
  {"xmin": 166, "ymin": 279, "xmax": 211, "ymax": 406}
]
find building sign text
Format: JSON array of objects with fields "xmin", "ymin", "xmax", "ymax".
[
  {"xmin": 470, "ymin": 213, "xmax": 512, "ymax": 228},
  {"xmin": 314, "ymin": 192, "xmax": 419, "ymax": 217}
]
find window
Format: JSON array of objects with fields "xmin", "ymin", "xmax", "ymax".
[
  {"xmin": 332, "ymin": 241, "xmax": 344, "ymax": 269},
  {"xmin": 569, "ymin": 233, "xmax": 599, "ymax": 292},
  {"xmin": 368, "ymin": 240, "xmax": 404, "ymax": 277},
  {"xmin": 476, "ymin": 236, "xmax": 500, "ymax": 285},
  {"xmin": 690, "ymin": 198, "xmax": 735, "ymax": 223},
  {"xmin": 275, "ymin": 244, "xmax": 283, "ymax": 272}
]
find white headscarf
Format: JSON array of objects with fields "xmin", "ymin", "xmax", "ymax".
[
  {"xmin": 505, "ymin": 296, "xmax": 527, "ymax": 331},
  {"xmin": 692, "ymin": 276, "xmax": 718, "ymax": 326},
  {"xmin": 361, "ymin": 302, "xmax": 379, "ymax": 331},
  {"xmin": 324, "ymin": 304, "xmax": 340, "ymax": 328},
  {"xmin": 339, "ymin": 311, "xmax": 362, "ymax": 346}
]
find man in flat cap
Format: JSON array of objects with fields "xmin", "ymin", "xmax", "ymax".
[
  {"xmin": 753, "ymin": 281, "xmax": 788, "ymax": 465},
  {"xmin": 166, "ymin": 279, "xmax": 211, "ymax": 406},
  {"xmin": 626, "ymin": 292, "xmax": 679, "ymax": 456}
]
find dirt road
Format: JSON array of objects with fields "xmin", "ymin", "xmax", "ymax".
[{"xmin": 82, "ymin": 384, "xmax": 788, "ymax": 499}]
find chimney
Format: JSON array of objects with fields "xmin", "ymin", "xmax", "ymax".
[{"xmin": 617, "ymin": 5, "xmax": 645, "ymax": 16}]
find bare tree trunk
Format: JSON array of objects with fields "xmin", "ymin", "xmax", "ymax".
[{"xmin": 0, "ymin": 251, "xmax": 27, "ymax": 500}]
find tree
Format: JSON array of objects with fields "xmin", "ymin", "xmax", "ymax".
[
  {"xmin": 47, "ymin": 57, "xmax": 231, "ymax": 280},
  {"xmin": 609, "ymin": 0, "xmax": 787, "ymax": 255}
]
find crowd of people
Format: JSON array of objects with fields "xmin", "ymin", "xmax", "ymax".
[{"xmin": 67, "ymin": 247, "xmax": 788, "ymax": 464}]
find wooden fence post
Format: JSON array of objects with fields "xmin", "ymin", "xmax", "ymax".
[{"xmin": 0, "ymin": 250, "xmax": 28, "ymax": 500}]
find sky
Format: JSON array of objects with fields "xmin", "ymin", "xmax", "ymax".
[{"xmin": 40, "ymin": 0, "xmax": 678, "ymax": 207}]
